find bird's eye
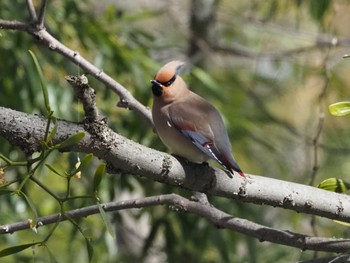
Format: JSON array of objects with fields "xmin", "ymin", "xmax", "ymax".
[{"xmin": 161, "ymin": 74, "xmax": 176, "ymax": 87}]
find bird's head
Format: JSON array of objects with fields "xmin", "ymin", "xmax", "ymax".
[{"xmin": 151, "ymin": 60, "xmax": 185, "ymax": 97}]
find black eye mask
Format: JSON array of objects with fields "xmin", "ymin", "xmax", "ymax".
[
  {"xmin": 151, "ymin": 63, "xmax": 183, "ymax": 96},
  {"xmin": 159, "ymin": 74, "xmax": 176, "ymax": 87},
  {"xmin": 150, "ymin": 74, "xmax": 177, "ymax": 97}
]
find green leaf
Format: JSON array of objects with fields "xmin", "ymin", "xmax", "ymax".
[
  {"xmin": 45, "ymin": 164, "xmax": 64, "ymax": 177},
  {"xmin": 328, "ymin": 102, "xmax": 350, "ymax": 117},
  {"xmin": 93, "ymin": 163, "xmax": 106, "ymax": 192},
  {"xmin": 0, "ymin": 242, "xmax": 40, "ymax": 257},
  {"xmin": 97, "ymin": 202, "xmax": 115, "ymax": 238},
  {"xmin": 79, "ymin": 153, "xmax": 94, "ymax": 167},
  {"xmin": 309, "ymin": 0, "xmax": 331, "ymax": 22},
  {"xmin": 43, "ymin": 245, "xmax": 59, "ymax": 263},
  {"xmin": 46, "ymin": 117, "xmax": 58, "ymax": 144},
  {"xmin": 19, "ymin": 191, "xmax": 38, "ymax": 221},
  {"xmin": 84, "ymin": 238, "xmax": 94, "ymax": 263},
  {"xmin": 0, "ymin": 189, "xmax": 12, "ymax": 194},
  {"xmin": 28, "ymin": 50, "xmax": 51, "ymax": 113},
  {"xmin": 333, "ymin": 220, "xmax": 350, "ymax": 227},
  {"xmin": 317, "ymin": 178, "xmax": 350, "ymax": 193},
  {"xmin": 191, "ymin": 67, "xmax": 219, "ymax": 92},
  {"xmin": 70, "ymin": 153, "xmax": 93, "ymax": 177},
  {"xmin": 58, "ymin": 132, "xmax": 85, "ymax": 149}
]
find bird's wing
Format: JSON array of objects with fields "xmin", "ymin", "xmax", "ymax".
[
  {"xmin": 168, "ymin": 94, "xmax": 244, "ymax": 177},
  {"xmin": 167, "ymin": 96, "xmax": 213, "ymax": 149}
]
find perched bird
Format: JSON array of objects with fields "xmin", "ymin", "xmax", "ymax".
[{"xmin": 151, "ymin": 60, "xmax": 245, "ymax": 178}]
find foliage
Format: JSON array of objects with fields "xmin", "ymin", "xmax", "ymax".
[
  {"xmin": 329, "ymin": 101, "xmax": 350, "ymax": 117},
  {"xmin": 2, "ymin": 0, "xmax": 350, "ymax": 262}
]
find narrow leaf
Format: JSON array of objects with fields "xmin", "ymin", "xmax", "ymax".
[
  {"xmin": 317, "ymin": 178, "xmax": 350, "ymax": 193},
  {"xmin": 46, "ymin": 118, "xmax": 58, "ymax": 144},
  {"xmin": 45, "ymin": 164, "xmax": 64, "ymax": 177},
  {"xmin": 28, "ymin": 50, "xmax": 50, "ymax": 113},
  {"xmin": 58, "ymin": 132, "xmax": 85, "ymax": 149},
  {"xmin": 70, "ymin": 153, "xmax": 93, "ymax": 177},
  {"xmin": 80, "ymin": 153, "xmax": 94, "ymax": 167},
  {"xmin": 19, "ymin": 191, "xmax": 38, "ymax": 221},
  {"xmin": 192, "ymin": 67, "xmax": 219, "ymax": 92},
  {"xmin": 93, "ymin": 163, "xmax": 106, "ymax": 192},
  {"xmin": 85, "ymin": 238, "xmax": 94, "ymax": 263},
  {"xmin": 328, "ymin": 102, "xmax": 350, "ymax": 117},
  {"xmin": 333, "ymin": 220, "xmax": 350, "ymax": 227},
  {"xmin": 43, "ymin": 245, "xmax": 59, "ymax": 263},
  {"xmin": 0, "ymin": 189, "xmax": 13, "ymax": 195},
  {"xmin": 309, "ymin": 0, "xmax": 331, "ymax": 22},
  {"xmin": 97, "ymin": 202, "xmax": 115, "ymax": 238},
  {"xmin": 0, "ymin": 242, "xmax": 40, "ymax": 257}
]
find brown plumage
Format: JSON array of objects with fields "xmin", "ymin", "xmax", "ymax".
[{"xmin": 151, "ymin": 61, "xmax": 245, "ymax": 177}]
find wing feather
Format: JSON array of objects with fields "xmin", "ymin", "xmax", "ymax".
[{"xmin": 167, "ymin": 93, "xmax": 245, "ymax": 177}]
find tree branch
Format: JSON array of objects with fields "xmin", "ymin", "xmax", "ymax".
[
  {"xmin": 209, "ymin": 42, "xmax": 325, "ymax": 59},
  {"xmin": 2, "ymin": 105, "xmax": 350, "ymax": 225},
  {"xmin": 0, "ymin": 20, "xmax": 30, "ymax": 31},
  {"xmin": 0, "ymin": 19, "xmax": 153, "ymax": 128},
  {"xmin": 37, "ymin": 0, "xmax": 48, "ymax": 28},
  {"xmin": 65, "ymin": 75, "xmax": 100, "ymax": 123},
  {"xmin": 26, "ymin": 0, "xmax": 37, "ymax": 21},
  {"xmin": 1, "ymin": 193, "xmax": 350, "ymax": 253},
  {"xmin": 208, "ymin": 18, "xmax": 350, "ymax": 60}
]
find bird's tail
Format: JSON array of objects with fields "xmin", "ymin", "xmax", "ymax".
[
  {"xmin": 222, "ymin": 155, "xmax": 246, "ymax": 178},
  {"xmin": 229, "ymin": 163, "xmax": 245, "ymax": 178}
]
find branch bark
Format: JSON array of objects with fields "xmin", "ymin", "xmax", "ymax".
[
  {"xmin": 1, "ymin": 105, "xmax": 350, "ymax": 225},
  {"xmin": 1, "ymin": 193, "xmax": 350, "ymax": 253}
]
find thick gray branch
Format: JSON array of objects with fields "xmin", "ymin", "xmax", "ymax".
[
  {"xmin": 1, "ymin": 193, "xmax": 350, "ymax": 253},
  {"xmin": 1, "ymin": 105, "xmax": 350, "ymax": 224}
]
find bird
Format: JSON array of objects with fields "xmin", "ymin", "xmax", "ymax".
[{"xmin": 150, "ymin": 60, "xmax": 245, "ymax": 178}]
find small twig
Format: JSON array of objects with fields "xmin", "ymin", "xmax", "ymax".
[
  {"xmin": 308, "ymin": 8, "xmax": 336, "ymax": 256},
  {"xmin": 0, "ymin": 193, "xmax": 350, "ymax": 253},
  {"xmin": 0, "ymin": 19, "xmax": 154, "ymax": 128},
  {"xmin": 298, "ymin": 254, "xmax": 350, "ymax": 263},
  {"xmin": 309, "ymin": 49, "xmax": 331, "ymax": 187},
  {"xmin": 244, "ymin": 17, "xmax": 350, "ymax": 48},
  {"xmin": 37, "ymin": 0, "xmax": 49, "ymax": 28},
  {"xmin": 308, "ymin": 58, "xmax": 329, "ymax": 259},
  {"xmin": 26, "ymin": 0, "xmax": 37, "ymax": 22},
  {"xmin": 210, "ymin": 42, "xmax": 325, "ymax": 60},
  {"xmin": 65, "ymin": 75, "xmax": 100, "ymax": 123},
  {"xmin": 309, "ymin": 111, "xmax": 325, "ymax": 187}
]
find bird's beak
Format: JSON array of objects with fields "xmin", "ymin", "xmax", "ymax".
[
  {"xmin": 150, "ymin": 79, "xmax": 163, "ymax": 89},
  {"xmin": 150, "ymin": 79, "xmax": 159, "ymax": 86},
  {"xmin": 150, "ymin": 79, "xmax": 164, "ymax": 97}
]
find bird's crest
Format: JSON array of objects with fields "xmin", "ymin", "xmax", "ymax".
[{"xmin": 155, "ymin": 60, "xmax": 184, "ymax": 84}]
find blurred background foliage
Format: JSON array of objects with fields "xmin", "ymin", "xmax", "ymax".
[{"xmin": 1, "ymin": 0, "xmax": 350, "ymax": 262}]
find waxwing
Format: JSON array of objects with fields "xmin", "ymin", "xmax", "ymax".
[{"xmin": 151, "ymin": 60, "xmax": 245, "ymax": 177}]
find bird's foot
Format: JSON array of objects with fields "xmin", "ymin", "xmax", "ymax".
[
  {"xmin": 171, "ymin": 154, "xmax": 190, "ymax": 163},
  {"xmin": 201, "ymin": 161, "xmax": 209, "ymax": 167}
]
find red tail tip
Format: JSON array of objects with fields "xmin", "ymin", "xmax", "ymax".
[{"xmin": 238, "ymin": 171, "xmax": 246, "ymax": 178}]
